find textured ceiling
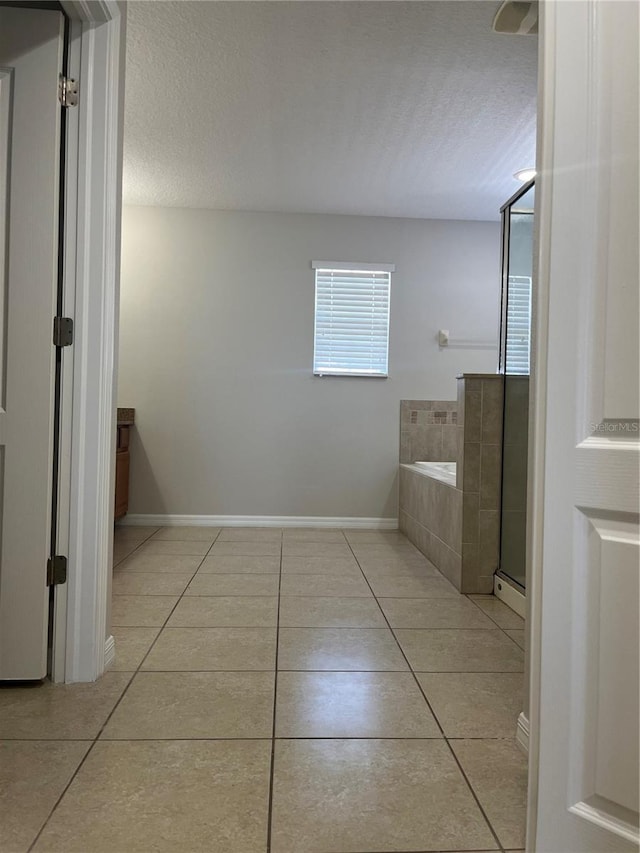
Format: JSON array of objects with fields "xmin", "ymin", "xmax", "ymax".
[{"xmin": 123, "ymin": 1, "xmax": 537, "ymax": 220}]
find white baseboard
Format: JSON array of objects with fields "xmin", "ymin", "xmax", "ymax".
[
  {"xmin": 104, "ymin": 634, "xmax": 115, "ymax": 671},
  {"xmin": 516, "ymin": 711, "xmax": 530, "ymax": 754},
  {"xmin": 117, "ymin": 514, "xmax": 399, "ymax": 530},
  {"xmin": 494, "ymin": 574, "xmax": 526, "ymax": 619}
]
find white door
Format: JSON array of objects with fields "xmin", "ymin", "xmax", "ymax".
[
  {"xmin": 0, "ymin": 8, "xmax": 65, "ymax": 680},
  {"xmin": 533, "ymin": 0, "xmax": 639, "ymax": 850}
]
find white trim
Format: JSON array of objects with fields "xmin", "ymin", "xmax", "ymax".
[
  {"xmin": 103, "ymin": 634, "xmax": 115, "ymax": 671},
  {"xmin": 311, "ymin": 261, "xmax": 396, "ymax": 272},
  {"xmin": 118, "ymin": 514, "xmax": 399, "ymax": 530},
  {"xmin": 494, "ymin": 574, "xmax": 526, "ymax": 619},
  {"xmin": 569, "ymin": 801, "xmax": 640, "ymax": 847},
  {"xmin": 517, "ymin": 711, "xmax": 530, "ymax": 755},
  {"xmin": 61, "ymin": 0, "xmax": 124, "ymax": 683},
  {"xmin": 525, "ymin": 0, "xmax": 552, "ymax": 844}
]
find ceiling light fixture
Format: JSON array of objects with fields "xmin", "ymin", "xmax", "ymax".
[{"xmin": 514, "ymin": 168, "xmax": 536, "ymax": 182}]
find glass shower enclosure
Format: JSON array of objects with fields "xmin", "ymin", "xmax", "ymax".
[{"xmin": 497, "ymin": 180, "xmax": 534, "ymax": 592}]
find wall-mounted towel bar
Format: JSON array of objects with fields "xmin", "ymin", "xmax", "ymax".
[{"xmin": 438, "ymin": 329, "xmax": 497, "ymax": 350}]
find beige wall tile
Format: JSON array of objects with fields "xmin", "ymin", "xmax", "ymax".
[
  {"xmin": 463, "ymin": 378, "xmax": 482, "ymax": 442},
  {"xmin": 463, "ymin": 442, "xmax": 481, "ymax": 492},
  {"xmin": 462, "ymin": 492, "xmax": 480, "ymax": 544},
  {"xmin": 481, "ymin": 377, "xmax": 504, "ymax": 444},
  {"xmin": 442, "ymin": 425, "xmax": 458, "ymax": 461},
  {"xmin": 480, "ymin": 443, "xmax": 502, "ymax": 510},
  {"xmin": 478, "ymin": 511, "xmax": 500, "ymax": 575}
]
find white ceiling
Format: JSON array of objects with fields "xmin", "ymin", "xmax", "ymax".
[{"xmin": 123, "ymin": 1, "xmax": 537, "ymax": 221}]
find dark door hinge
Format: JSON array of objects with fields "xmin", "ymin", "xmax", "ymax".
[
  {"xmin": 47, "ymin": 555, "xmax": 67, "ymax": 586},
  {"xmin": 58, "ymin": 75, "xmax": 78, "ymax": 108},
  {"xmin": 53, "ymin": 317, "xmax": 73, "ymax": 347}
]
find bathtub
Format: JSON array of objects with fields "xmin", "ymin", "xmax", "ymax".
[{"xmin": 407, "ymin": 461, "xmax": 457, "ymax": 486}]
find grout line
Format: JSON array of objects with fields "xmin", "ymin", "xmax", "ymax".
[
  {"xmin": 266, "ymin": 535, "xmax": 283, "ymax": 853},
  {"xmin": 111, "ymin": 663, "xmax": 520, "ymax": 675},
  {"xmin": 343, "ymin": 538, "xmax": 507, "ymax": 853},
  {"xmin": 111, "ymin": 525, "xmax": 162, "ymax": 568},
  {"xmin": 0, "ymin": 734, "xmax": 518, "ymax": 742},
  {"xmin": 29, "ymin": 540, "xmax": 217, "ymax": 851},
  {"xmin": 465, "ymin": 595, "xmax": 526, "ymax": 649}
]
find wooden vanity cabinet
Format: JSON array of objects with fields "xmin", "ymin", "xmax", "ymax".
[{"xmin": 115, "ymin": 416, "xmax": 133, "ymax": 520}]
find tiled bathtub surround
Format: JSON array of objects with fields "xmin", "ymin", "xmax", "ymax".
[
  {"xmin": 400, "ymin": 400, "xmax": 457, "ymax": 463},
  {"xmin": 399, "ymin": 468, "xmax": 462, "ymax": 589},
  {"xmin": 400, "ymin": 375, "xmax": 504, "ymax": 594}
]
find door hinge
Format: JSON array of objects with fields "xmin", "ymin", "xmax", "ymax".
[
  {"xmin": 53, "ymin": 317, "xmax": 73, "ymax": 347},
  {"xmin": 47, "ymin": 555, "xmax": 67, "ymax": 586},
  {"xmin": 58, "ymin": 75, "xmax": 78, "ymax": 108}
]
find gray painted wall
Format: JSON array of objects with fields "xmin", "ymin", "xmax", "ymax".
[{"xmin": 118, "ymin": 206, "xmax": 500, "ymax": 519}]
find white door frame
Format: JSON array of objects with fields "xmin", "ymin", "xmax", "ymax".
[{"xmin": 51, "ymin": 0, "xmax": 125, "ymax": 683}]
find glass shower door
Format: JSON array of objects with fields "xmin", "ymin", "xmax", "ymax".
[{"xmin": 498, "ymin": 182, "xmax": 534, "ymax": 591}]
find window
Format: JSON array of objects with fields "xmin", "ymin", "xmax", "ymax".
[
  {"xmin": 505, "ymin": 274, "xmax": 532, "ymax": 374},
  {"xmin": 312, "ymin": 261, "xmax": 394, "ymax": 377}
]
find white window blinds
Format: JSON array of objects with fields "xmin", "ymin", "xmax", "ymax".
[
  {"xmin": 505, "ymin": 275, "xmax": 532, "ymax": 374},
  {"xmin": 312, "ymin": 262, "xmax": 393, "ymax": 377}
]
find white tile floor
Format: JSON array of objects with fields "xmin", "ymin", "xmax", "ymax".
[{"xmin": 0, "ymin": 525, "xmax": 527, "ymax": 853}]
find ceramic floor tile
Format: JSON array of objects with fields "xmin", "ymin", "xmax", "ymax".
[
  {"xmin": 167, "ymin": 596, "xmax": 279, "ymax": 627},
  {"xmin": 115, "ymin": 552, "xmax": 203, "ymax": 574},
  {"xmin": 396, "ymin": 629, "xmax": 525, "ymax": 672},
  {"xmin": 102, "ymin": 672, "xmax": 274, "ymax": 739},
  {"xmin": 275, "ymin": 672, "xmax": 440, "ymax": 738},
  {"xmin": 417, "ymin": 673, "xmax": 524, "ymax": 737},
  {"xmin": 111, "ymin": 627, "xmax": 160, "ymax": 671},
  {"xmin": 218, "ymin": 527, "xmax": 283, "ymax": 541},
  {"xmin": 280, "ymin": 556, "xmax": 360, "ymax": 575},
  {"xmin": 281, "ymin": 528, "xmax": 346, "ymax": 542},
  {"xmin": 350, "ymin": 543, "xmax": 421, "ymax": 558},
  {"xmin": 114, "ymin": 525, "xmax": 160, "ymax": 541},
  {"xmin": 0, "ymin": 673, "xmax": 131, "ymax": 739},
  {"xmin": 469, "ymin": 595, "xmax": 525, "ymax": 629},
  {"xmin": 279, "ymin": 596, "xmax": 386, "ymax": 628},
  {"xmin": 209, "ymin": 541, "xmax": 281, "ymax": 557},
  {"xmin": 368, "ymin": 575, "xmax": 459, "ymax": 598},
  {"xmin": 111, "ymin": 572, "xmax": 192, "ymax": 596},
  {"xmin": 343, "ymin": 531, "xmax": 408, "ymax": 544},
  {"xmin": 278, "ymin": 628, "xmax": 408, "ymax": 671},
  {"xmin": 451, "ymin": 739, "xmax": 528, "ymax": 850},
  {"xmin": 281, "ymin": 542, "xmax": 353, "ymax": 558},
  {"xmin": 360, "ymin": 559, "xmax": 442, "ymax": 579},
  {"xmin": 357, "ymin": 553, "xmax": 437, "ymax": 572},
  {"xmin": 186, "ymin": 573, "xmax": 280, "ymax": 596},
  {"xmin": 112, "ymin": 543, "xmax": 138, "ymax": 567},
  {"xmin": 33, "ymin": 740, "xmax": 271, "ymax": 853},
  {"xmin": 142, "ymin": 627, "xmax": 277, "ymax": 671},
  {"xmin": 111, "ymin": 595, "xmax": 179, "ymax": 627},
  {"xmin": 279, "ymin": 573, "xmax": 372, "ymax": 598},
  {"xmin": 198, "ymin": 555, "xmax": 281, "ymax": 573},
  {"xmin": 0, "ymin": 741, "xmax": 91, "ymax": 853},
  {"xmin": 151, "ymin": 525, "xmax": 221, "ymax": 542},
  {"xmin": 136, "ymin": 539, "xmax": 212, "ymax": 556},
  {"xmin": 505, "ymin": 629, "xmax": 525, "ymax": 649},
  {"xmin": 379, "ymin": 597, "xmax": 496, "ymax": 629},
  {"xmin": 270, "ymin": 739, "xmax": 497, "ymax": 853}
]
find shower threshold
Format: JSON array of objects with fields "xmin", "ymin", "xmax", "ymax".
[{"xmin": 494, "ymin": 571, "xmax": 526, "ymax": 618}]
